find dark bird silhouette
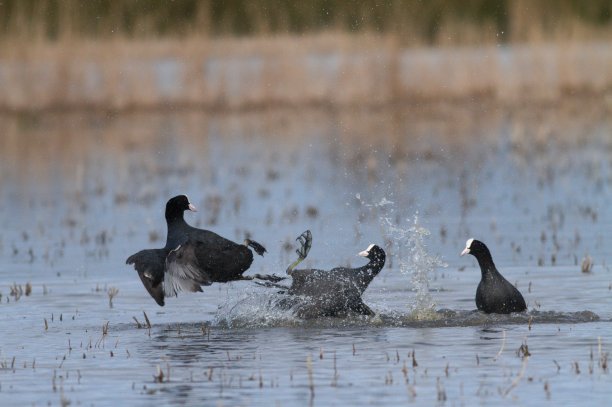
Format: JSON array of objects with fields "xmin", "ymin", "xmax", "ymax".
[
  {"xmin": 270, "ymin": 230, "xmax": 386, "ymax": 319},
  {"xmin": 126, "ymin": 195, "xmax": 280, "ymax": 306},
  {"xmin": 461, "ymin": 238, "xmax": 527, "ymax": 314}
]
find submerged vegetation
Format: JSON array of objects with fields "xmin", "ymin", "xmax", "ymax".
[{"xmin": 0, "ymin": 0, "xmax": 611, "ymax": 45}]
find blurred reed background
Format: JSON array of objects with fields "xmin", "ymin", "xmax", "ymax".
[
  {"xmin": 0, "ymin": 0, "xmax": 611, "ymax": 110},
  {"xmin": 2, "ymin": 0, "xmax": 611, "ymax": 44}
]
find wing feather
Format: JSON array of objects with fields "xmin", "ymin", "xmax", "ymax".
[
  {"xmin": 126, "ymin": 249, "xmax": 166, "ymax": 306},
  {"xmin": 164, "ymin": 242, "xmax": 212, "ymax": 297}
]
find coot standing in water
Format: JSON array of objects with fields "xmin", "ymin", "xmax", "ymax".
[
  {"xmin": 273, "ymin": 230, "xmax": 386, "ymax": 318},
  {"xmin": 126, "ymin": 195, "xmax": 281, "ymax": 306},
  {"xmin": 461, "ymin": 238, "xmax": 527, "ymax": 314}
]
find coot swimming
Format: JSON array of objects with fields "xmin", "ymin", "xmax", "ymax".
[{"xmin": 461, "ymin": 238, "xmax": 527, "ymax": 314}]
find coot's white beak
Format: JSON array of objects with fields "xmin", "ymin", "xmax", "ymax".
[
  {"xmin": 460, "ymin": 247, "xmax": 470, "ymax": 256},
  {"xmin": 188, "ymin": 203, "xmax": 197, "ymax": 212},
  {"xmin": 359, "ymin": 244, "xmax": 375, "ymax": 257}
]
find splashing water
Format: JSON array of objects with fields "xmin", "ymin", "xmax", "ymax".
[
  {"xmin": 217, "ymin": 197, "xmax": 446, "ymax": 326},
  {"xmin": 403, "ymin": 215, "xmax": 447, "ymax": 318},
  {"xmin": 213, "ymin": 286, "xmax": 298, "ymax": 328},
  {"xmin": 361, "ymin": 195, "xmax": 446, "ymax": 320}
]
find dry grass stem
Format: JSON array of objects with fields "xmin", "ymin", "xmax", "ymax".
[
  {"xmin": 306, "ymin": 355, "xmax": 314, "ymax": 399},
  {"xmin": 581, "ymin": 256, "xmax": 593, "ymax": 273},
  {"xmin": 502, "ymin": 355, "xmax": 529, "ymax": 397},
  {"xmin": 107, "ymin": 287, "xmax": 119, "ymax": 308},
  {"xmin": 495, "ymin": 330, "xmax": 507, "ymax": 360}
]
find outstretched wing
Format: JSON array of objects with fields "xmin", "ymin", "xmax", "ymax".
[
  {"xmin": 164, "ymin": 241, "xmax": 213, "ymax": 297},
  {"xmin": 126, "ymin": 249, "xmax": 167, "ymax": 306}
]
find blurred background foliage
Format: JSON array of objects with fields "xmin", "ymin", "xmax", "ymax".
[{"xmin": 0, "ymin": 0, "xmax": 610, "ymax": 45}]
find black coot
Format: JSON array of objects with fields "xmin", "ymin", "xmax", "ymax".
[
  {"xmin": 274, "ymin": 230, "xmax": 386, "ymax": 318},
  {"xmin": 126, "ymin": 195, "xmax": 279, "ymax": 306},
  {"xmin": 461, "ymin": 238, "xmax": 527, "ymax": 314}
]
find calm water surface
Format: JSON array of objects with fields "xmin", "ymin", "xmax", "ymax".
[{"xmin": 0, "ymin": 103, "xmax": 611, "ymax": 406}]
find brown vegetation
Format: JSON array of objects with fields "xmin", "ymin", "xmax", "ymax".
[
  {"xmin": 0, "ymin": 34, "xmax": 611, "ymax": 111},
  {"xmin": 0, "ymin": 1, "xmax": 610, "ymax": 110},
  {"xmin": 1, "ymin": 0, "xmax": 611, "ymax": 46}
]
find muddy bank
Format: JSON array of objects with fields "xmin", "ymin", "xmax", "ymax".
[{"xmin": 1, "ymin": 37, "xmax": 611, "ymax": 111}]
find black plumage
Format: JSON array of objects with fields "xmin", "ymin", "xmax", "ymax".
[
  {"xmin": 461, "ymin": 238, "xmax": 527, "ymax": 314},
  {"xmin": 126, "ymin": 195, "xmax": 277, "ymax": 306},
  {"xmin": 126, "ymin": 248, "xmax": 168, "ymax": 306},
  {"xmin": 276, "ymin": 231, "xmax": 386, "ymax": 319}
]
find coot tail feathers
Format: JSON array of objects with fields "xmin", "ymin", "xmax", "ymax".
[{"xmin": 244, "ymin": 239, "xmax": 267, "ymax": 256}]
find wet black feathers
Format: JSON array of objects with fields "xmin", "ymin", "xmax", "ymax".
[
  {"xmin": 465, "ymin": 239, "xmax": 527, "ymax": 314},
  {"xmin": 245, "ymin": 239, "xmax": 267, "ymax": 256},
  {"xmin": 283, "ymin": 244, "xmax": 386, "ymax": 318},
  {"xmin": 171, "ymin": 228, "xmax": 256, "ymax": 282},
  {"xmin": 126, "ymin": 249, "xmax": 167, "ymax": 306},
  {"xmin": 126, "ymin": 195, "xmax": 268, "ymax": 306}
]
